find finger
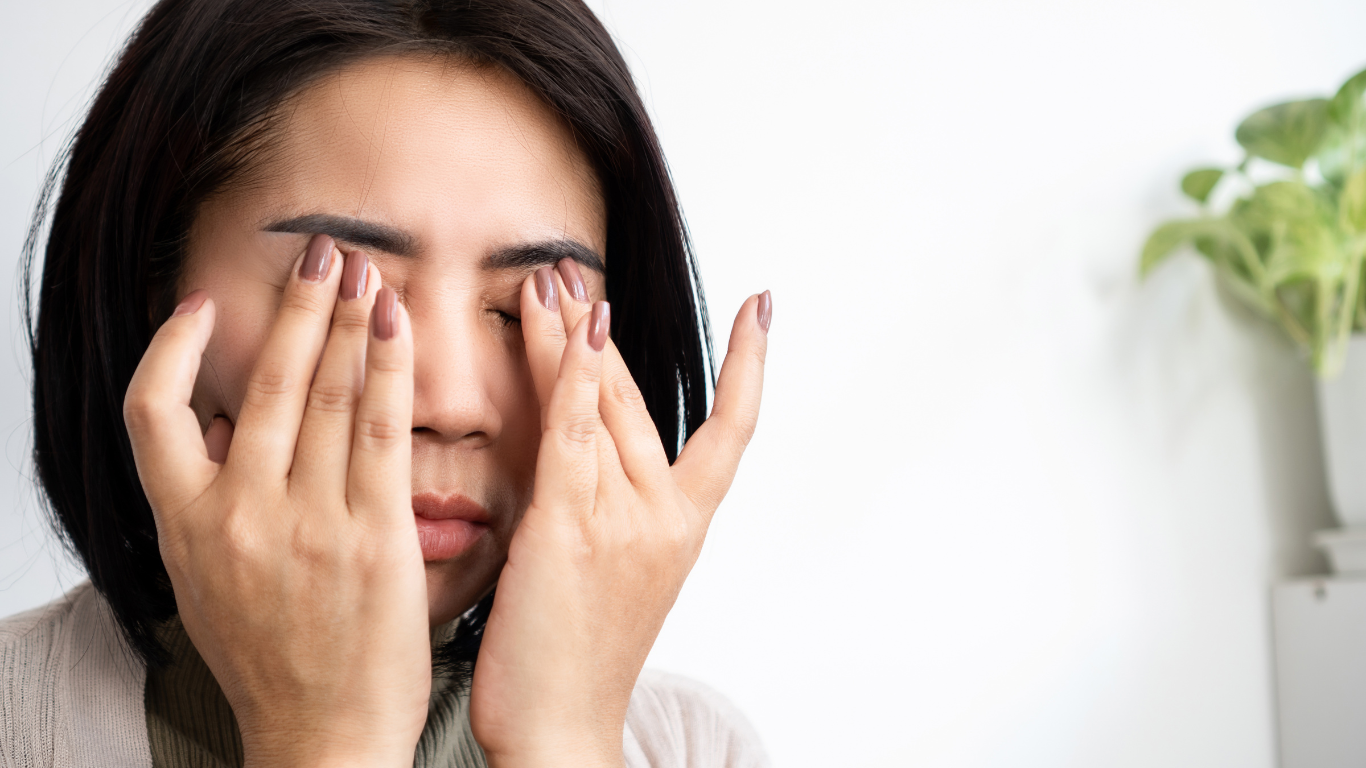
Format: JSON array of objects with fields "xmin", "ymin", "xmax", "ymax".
[
  {"xmin": 520, "ymin": 265, "xmax": 567, "ymax": 427},
  {"xmin": 521, "ymin": 261, "xmax": 595, "ymax": 412},
  {"xmin": 554, "ymin": 258, "xmax": 667, "ymax": 481},
  {"xmin": 521, "ymin": 263, "xmax": 665, "ymax": 488},
  {"xmin": 124, "ymin": 290, "xmax": 221, "ymax": 515},
  {"xmin": 524, "ymin": 267, "xmax": 639, "ymax": 498},
  {"xmin": 346, "ymin": 286, "xmax": 414, "ymax": 523},
  {"xmin": 531, "ymin": 301, "xmax": 609, "ymax": 515},
  {"xmin": 226, "ymin": 234, "xmax": 343, "ymax": 481},
  {"xmin": 596, "ymin": 332, "xmax": 671, "ymax": 490},
  {"xmin": 551, "ymin": 262, "xmax": 636, "ymax": 484},
  {"xmin": 672, "ymin": 291, "xmax": 771, "ymax": 515},
  {"xmin": 292, "ymin": 254, "xmax": 380, "ymax": 499}
]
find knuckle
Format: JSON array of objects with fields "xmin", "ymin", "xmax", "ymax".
[
  {"xmin": 745, "ymin": 341, "xmax": 768, "ymax": 367},
  {"xmin": 329, "ymin": 310, "xmax": 371, "ymax": 335},
  {"xmin": 355, "ymin": 412, "xmax": 404, "ymax": 445},
  {"xmin": 245, "ymin": 365, "xmax": 297, "ymax": 401},
  {"xmin": 607, "ymin": 374, "xmax": 646, "ymax": 412},
  {"xmin": 289, "ymin": 524, "xmax": 341, "ymax": 568},
  {"xmin": 653, "ymin": 511, "xmax": 692, "ymax": 550},
  {"xmin": 718, "ymin": 408, "xmax": 758, "ymax": 448},
  {"xmin": 551, "ymin": 413, "xmax": 599, "ymax": 448},
  {"xmin": 217, "ymin": 509, "xmax": 262, "ymax": 562},
  {"xmin": 569, "ymin": 364, "xmax": 600, "ymax": 390},
  {"xmin": 278, "ymin": 290, "xmax": 329, "ymax": 322},
  {"xmin": 307, "ymin": 383, "xmax": 357, "ymax": 414},
  {"xmin": 122, "ymin": 393, "xmax": 159, "ymax": 433},
  {"xmin": 367, "ymin": 354, "xmax": 408, "ymax": 376},
  {"xmin": 543, "ymin": 321, "xmax": 568, "ymax": 345}
]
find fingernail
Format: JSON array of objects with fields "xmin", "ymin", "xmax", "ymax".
[
  {"xmin": 372, "ymin": 287, "xmax": 397, "ymax": 340},
  {"xmin": 341, "ymin": 251, "xmax": 369, "ymax": 300},
  {"xmin": 299, "ymin": 234, "xmax": 334, "ymax": 283},
  {"xmin": 757, "ymin": 290, "xmax": 772, "ymax": 333},
  {"xmin": 172, "ymin": 289, "xmax": 208, "ymax": 317},
  {"xmin": 588, "ymin": 301, "xmax": 610, "ymax": 352},
  {"xmin": 535, "ymin": 266, "xmax": 559, "ymax": 311},
  {"xmin": 557, "ymin": 258, "xmax": 589, "ymax": 303}
]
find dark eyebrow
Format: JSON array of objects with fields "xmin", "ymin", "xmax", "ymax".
[
  {"xmin": 264, "ymin": 214, "xmax": 416, "ymax": 257},
  {"xmin": 264, "ymin": 213, "xmax": 604, "ymax": 273},
  {"xmin": 484, "ymin": 239, "xmax": 605, "ymax": 274}
]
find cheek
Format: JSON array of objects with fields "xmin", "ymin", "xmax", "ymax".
[
  {"xmin": 495, "ymin": 347, "xmax": 541, "ymax": 447},
  {"xmin": 190, "ymin": 288, "xmax": 280, "ymax": 422}
]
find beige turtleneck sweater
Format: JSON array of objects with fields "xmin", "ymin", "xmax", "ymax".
[{"xmin": 1, "ymin": 581, "xmax": 771, "ymax": 768}]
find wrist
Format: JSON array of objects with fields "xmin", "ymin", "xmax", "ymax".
[
  {"xmin": 485, "ymin": 752, "xmax": 623, "ymax": 768},
  {"xmin": 241, "ymin": 731, "xmax": 416, "ymax": 768},
  {"xmin": 482, "ymin": 734, "xmax": 623, "ymax": 768}
]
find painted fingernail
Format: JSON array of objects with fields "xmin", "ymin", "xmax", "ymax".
[
  {"xmin": 372, "ymin": 287, "xmax": 397, "ymax": 340},
  {"xmin": 757, "ymin": 290, "xmax": 772, "ymax": 333},
  {"xmin": 557, "ymin": 258, "xmax": 589, "ymax": 303},
  {"xmin": 588, "ymin": 301, "xmax": 610, "ymax": 352},
  {"xmin": 341, "ymin": 251, "xmax": 369, "ymax": 300},
  {"xmin": 535, "ymin": 266, "xmax": 559, "ymax": 311},
  {"xmin": 171, "ymin": 289, "xmax": 208, "ymax": 317},
  {"xmin": 299, "ymin": 234, "xmax": 334, "ymax": 283}
]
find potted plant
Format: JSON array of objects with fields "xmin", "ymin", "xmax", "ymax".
[{"xmin": 1142, "ymin": 67, "xmax": 1366, "ymax": 545}]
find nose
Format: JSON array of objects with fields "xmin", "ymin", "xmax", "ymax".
[{"xmin": 408, "ymin": 299, "xmax": 504, "ymax": 448}]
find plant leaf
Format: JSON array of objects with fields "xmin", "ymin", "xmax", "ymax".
[
  {"xmin": 1232, "ymin": 181, "xmax": 1341, "ymax": 283},
  {"xmin": 1329, "ymin": 68, "xmax": 1366, "ymax": 126},
  {"xmin": 1341, "ymin": 168, "xmax": 1366, "ymax": 233},
  {"xmin": 1141, "ymin": 220, "xmax": 1204, "ymax": 276},
  {"xmin": 1181, "ymin": 169, "xmax": 1224, "ymax": 204},
  {"xmin": 1321, "ymin": 69, "xmax": 1366, "ymax": 185},
  {"xmin": 1235, "ymin": 99, "xmax": 1330, "ymax": 168}
]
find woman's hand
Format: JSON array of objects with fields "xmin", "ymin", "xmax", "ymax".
[
  {"xmin": 123, "ymin": 236, "xmax": 429, "ymax": 768},
  {"xmin": 469, "ymin": 260, "xmax": 771, "ymax": 768}
]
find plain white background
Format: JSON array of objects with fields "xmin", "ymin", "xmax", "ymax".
[{"xmin": 3, "ymin": 1, "xmax": 1365, "ymax": 766}]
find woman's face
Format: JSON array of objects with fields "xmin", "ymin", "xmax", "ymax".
[{"xmin": 181, "ymin": 55, "xmax": 607, "ymax": 626}]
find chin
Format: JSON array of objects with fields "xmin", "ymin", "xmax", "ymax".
[{"xmin": 424, "ymin": 555, "xmax": 500, "ymax": 627}]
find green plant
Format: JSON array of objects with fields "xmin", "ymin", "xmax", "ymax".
[{"xmin": 1142, "ymin": 67, "xmax": 1366, "ymax": 376}]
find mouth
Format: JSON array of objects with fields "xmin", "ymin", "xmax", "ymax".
[{"xmin": 412, "ymin": 492, "xmax": 490, "ymax": 562}]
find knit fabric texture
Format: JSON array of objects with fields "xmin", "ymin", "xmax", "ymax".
[{"xmin": 1, "ymin": 581, "xmax": 771, "ymax": 768}]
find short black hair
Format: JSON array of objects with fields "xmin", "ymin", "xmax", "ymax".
[{"xmin": 22, "ymin": 0, "xmax": 712, "ymax": 673}]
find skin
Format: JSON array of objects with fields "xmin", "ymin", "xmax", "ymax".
[{"xmin": 123, "ymin": 54, "xmax": 769, "ymax": 768}]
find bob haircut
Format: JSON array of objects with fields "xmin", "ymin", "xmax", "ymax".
[{"xmin": 22, "ymin": 0, "xmax": 712, "ymax": 669}]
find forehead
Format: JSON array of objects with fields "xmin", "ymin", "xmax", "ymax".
[{"xmin": 239, "ymin": 54, "xmax": 606, "ymax": 256}]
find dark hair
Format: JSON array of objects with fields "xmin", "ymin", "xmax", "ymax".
[{"xmin": 22, "ymin": 0, "xmax": 712, "ymax": 673}]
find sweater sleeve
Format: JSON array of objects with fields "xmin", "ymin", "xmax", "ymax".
[
  {"xmin": 623, "ymin": 669, "xmax": 770, "ymax": 768},
  {"xmin": 0, "ymin": 582, "xmax": 151, "ymax": 768}
]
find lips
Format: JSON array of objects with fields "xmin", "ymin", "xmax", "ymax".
[{"xmin": 412, "ymin": 493, "xmax": 489, "ymax": 561}]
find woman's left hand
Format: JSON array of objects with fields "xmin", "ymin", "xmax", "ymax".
[{"xmin": 469, "ymin": 261, "xmax": 771, "ymax": 768}]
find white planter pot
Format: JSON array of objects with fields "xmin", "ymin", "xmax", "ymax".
[{"xmin": 1317, "ymin": 335, "xmax": 1366, "ymax": 527}]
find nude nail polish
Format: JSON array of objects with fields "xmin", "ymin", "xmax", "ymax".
[
  {"xmin": 372, "ymin": 287, "xmax": 397, "ymax": 340},
  {"xmin": 588, "ymin": 301, "xmax": 610, "ymax": 351},
  {"xmin": 557, "ymin": 258, "xmax": 589, "ymax": 303},
  {"xmin": 341, "ymin": 251, "xmax": 369, "ymax": 300},
  {"xmin": 300, "ymin": 234, "xmax": 334, "ymax": 283},
  {"xmin": 757, "ymin": 290, "xmax": 772, "ymax": 332},
  {"xmin": 535, "ymin": 266, "xmax": 559, "ymax": 311}
]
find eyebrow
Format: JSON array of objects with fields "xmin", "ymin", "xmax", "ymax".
[
  {"xmin": 484, "ymin": 239, "xmax": 605, "ymax": 274},
  {"xmin": 263, "ymin": 213, "xmax": 604, "ymax": 273},
  {"xmin": 265, "ymin": 214, "xmax": 417, "ymax": 257}
]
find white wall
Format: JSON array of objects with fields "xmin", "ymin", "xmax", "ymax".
[{"xmin": 3, "ymin": 1, "xmax": 1361, "ymax": 766}]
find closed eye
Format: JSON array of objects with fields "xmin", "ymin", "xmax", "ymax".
[{"xmin": 493, "ymin": 309, "xmax": 521, "ymax": 328}]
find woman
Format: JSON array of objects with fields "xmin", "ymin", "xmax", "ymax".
[{"xmin": 0, "ymin": 0, "xmax": 772, "ymax": 766}]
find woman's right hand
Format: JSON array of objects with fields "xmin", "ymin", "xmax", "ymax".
[{"xmin": 123, "ymin": 235, "xmax": 428, "ymax": 768}]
